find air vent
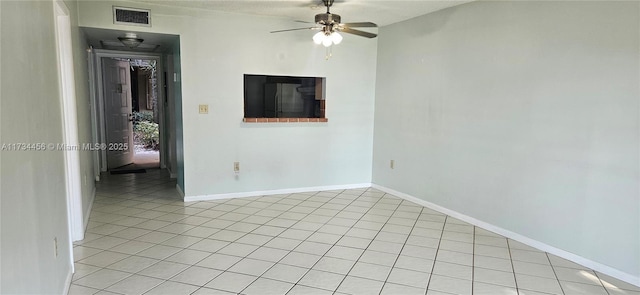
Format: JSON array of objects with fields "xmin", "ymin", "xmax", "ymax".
[{"xmin": 113, "ymin": 7, "xmax": 151, "ymax": 27}]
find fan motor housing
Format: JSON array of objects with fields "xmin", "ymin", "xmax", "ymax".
[{"xmin": 315, "ymin": 13, "xmax": 341, "ymax": 25}]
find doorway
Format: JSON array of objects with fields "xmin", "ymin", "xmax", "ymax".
[
  {"xmin": 130, "ymin": 60, "xmax": 160, "ymax": 169},
  {"xmin": 92, "ymin": 51, "xmax": 165, "ymax": 173},
  {"xmin": 83, "ymin": 28, "xmax": 182, "ymax": 192},
  {"xmin": 102, "ymin": 57, "xmax": 161, "ymax": 171}
]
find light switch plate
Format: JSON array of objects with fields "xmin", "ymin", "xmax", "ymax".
[{"xmin": 199, "ymin": 104, "xmax": 209, "ymax": 114}]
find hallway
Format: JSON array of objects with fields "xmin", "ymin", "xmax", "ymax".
[{"xmin": 69, "ymin": 172, "xmax": 638, "ymax": 295}]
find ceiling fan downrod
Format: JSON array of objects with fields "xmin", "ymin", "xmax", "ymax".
[{"xmin": 323, "ymin": 0, "xmax": 335, "ymax": 13}]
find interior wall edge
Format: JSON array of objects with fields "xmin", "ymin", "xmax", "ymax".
[
  {"xmin": 176, "ymin": 183, "xmax": 185, "ymax": 199},
  {"xmin": 63, "ymin": 267, "xmax": 73, "ymax": 295},
  {"xmin": 80, "ymin": 185, "xmax": 96, "ymax": 240}
]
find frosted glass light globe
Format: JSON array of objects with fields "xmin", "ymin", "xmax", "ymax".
[
  {"xmin": 313, "ymin": 32, "xmax": 325, "ymax": 44},
  {"xmin": 322, "ymin": 37, "xmax": 333, "ymax": 47},
  {"xmin": 331, "ymin": 32, "xmax": 343, "ymax": 45}
]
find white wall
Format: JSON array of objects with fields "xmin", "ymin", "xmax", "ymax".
[
  {"xmin": 373, "ymin": 1, "xmax": 639, "ymax": 281},
  {"xmin": 0, "ymin": 0, "xmax": 76, "ymax": 293},
  {"xmin": 79, "ymin": 1, "xmax": 378, "ymax": 196}
]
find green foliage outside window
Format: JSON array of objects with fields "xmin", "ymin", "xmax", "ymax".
[{"xmin": 133, "ymin": 111, "xmax": 159, "ymax": 150}]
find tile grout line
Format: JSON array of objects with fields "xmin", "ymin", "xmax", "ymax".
[
  {"xmin": 79, "ymin": 188, "xmax": 372, "ymax": 293},
  {"xmin": 592, "ymin": 271, "xmax": 612, "ymax": 295},
  {"xmin": 424, "ymin": 215, "xmax": 448, "ymax": 294},
  {"xmin": 471, "ymin": 225, "xmax": 476, "ymax": 295},
  {"xmin": 234, "ymin": 190, "xmax": 355, "ymax": 294},
  {"xmin": 377, "ymin": 205, "xmax": 425, "ymax": 294},
  {"xmin": 506, "ymin": 239, "xmax": 521, "ymax": 295},
  {"xmin": 252, "ymin": 189, "xmax": 376, "ymax": 293},
  {"xmin": 193, "ymin": 189, "xmax": 349, "ymax": 294},
  {"xmin": 335, "ymin": 193, "xmax": 422, "ymax": 292},
  {"xmin": 285, "ymin": 189, "xmax": 395, "ymax": 294},
  {"xmin": 221, "ymin": 189, "xmax": 376, "ymax": 294},
  {"xmin": 93, "ymin": 189, "xmax": 296, "ymax": 293},
  {"xmin": 546, "ymin": 252, "xmax": 566, "ymax": 295},
  {"xmin": 78, "ymin": 185, "xmax": 299, "ymax": 293},
  {"xmin": 287, "ymin": 196, "xmax": 449, "ymax": 293},
  {"xmin": 328, "ymin": 191, "xmax": 408, "ymax": 294}
]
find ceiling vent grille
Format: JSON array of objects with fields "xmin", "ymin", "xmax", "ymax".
[{"xmin": 113, "ymin": 7, "xmax": 151, "ymax": 27}]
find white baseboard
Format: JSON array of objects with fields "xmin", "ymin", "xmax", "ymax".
[
  {"xmin": 71, "ymin": 186, "xmax": 96, "ymax": 242},
  {"xmin": 372, "ymin": 184, "xmax": 640, "ymax": 288},
  {"xmin": 176, "ymin": 183, "xmax": 185, "ymax": 198},
  {"xmin": 63, "ymin": 265, "xmax": 73, "ymax": 295},
  {"xmin": 166, "ymin": 166, "xmax": 177, "ymax": 178},
  {"xmin": 184, "ymin": 183, "xmax": 372, "ymax": 202},
  {"xmin": 82, "ymin": 186, "xmax": 96, "ymax": 233}
]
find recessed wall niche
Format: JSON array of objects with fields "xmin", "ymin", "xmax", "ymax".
[{"xmin": 243, "ymin": 74, "xmax": 327, "ymax": 123}]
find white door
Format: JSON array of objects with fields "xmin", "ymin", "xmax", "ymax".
[{"xmin": 102, "ymin": 58, "xmax": 134, "ymax": 169}]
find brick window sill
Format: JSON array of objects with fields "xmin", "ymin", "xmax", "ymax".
[{"xmin": 243, "ymin": 118, "xmax": 328, "ymax": 123}]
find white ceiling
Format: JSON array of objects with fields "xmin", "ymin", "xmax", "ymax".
[
  {"xmin": 122, "ymin": 0, "xmax": 473, "ymax": 27},
  {"xmin": 85, "ymin": 1, "xmax": 472, "ymax": 52}
]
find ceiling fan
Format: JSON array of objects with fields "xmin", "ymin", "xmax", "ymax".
[{"xmin": 271, "ymin": 0, "xmax": 378, "ymax": 47}]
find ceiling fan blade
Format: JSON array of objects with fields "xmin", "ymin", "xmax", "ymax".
[
  {"xmin": 342, "ymin": 22, "xmax": 377, "ymax": 28},
  {"xmin": 294, "ymin": 20, "xmax": 316, "ymax": 24},
  {"xmin": 340, "ymin": 27, "xmax": 377, "ymax": 38},
  {"xmin": 270, "ymin": 27, "xmax": 319, "ymax": 33}
]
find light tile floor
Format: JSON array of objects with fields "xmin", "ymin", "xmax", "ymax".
[{"xmin": 69, "ymin": 169, "xmax": 640, "ymax": 295}]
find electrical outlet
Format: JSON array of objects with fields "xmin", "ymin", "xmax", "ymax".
[
  {"xmin": 53, "ymin": 237, "xmax": 58, "ymax": 258},
  {"xmin": 199, "ymin": 104, "xmax": 209, "ymax": 114},
  {"xmin": 390, "ymin": 160, "xmax": 394, "ymax": 169},
  {"xmin": 234, "ymin": 162, "xmax": 240, "ymax": 173}
]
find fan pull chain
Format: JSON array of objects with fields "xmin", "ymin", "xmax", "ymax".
[{"xmin": 325, "ymin": 46, "xmax": 333, "ymax": 60}]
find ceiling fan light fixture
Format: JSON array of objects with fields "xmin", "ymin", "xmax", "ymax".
[
  {"xmin": 322, "ymin": 37, "xmax": 333, "ymax": 47},
  {"xmin": 271, "ymin": 0, "xmax": 377, "ymax": 53},
  {"xmin": 314, "ymin": 31, "xmax": 342, "ymax": 47},
  {"xmin": 330, "ymin": 32, "xmax": 343, "ymax": 45},
  {"xmin": 313, "ymin": 31, "xmax": 325, "ymax": 44},
  {"xmin": 118, "ymin": 32, "xmax": 144, "ymax": 48}
]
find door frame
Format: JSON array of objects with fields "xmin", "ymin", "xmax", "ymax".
[
  {"xmin": 53, "ymin": 0, "xmax": 81, "ymax": 269},
  {"xmin": 91, "ymin": 49, "xmax": 165, "ymax": 172}
]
